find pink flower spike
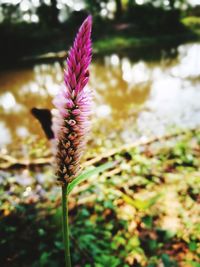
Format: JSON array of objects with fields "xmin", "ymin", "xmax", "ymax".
[{"xmin": 52, "ymin": 15, "xmax": 93, "ymax": 183}]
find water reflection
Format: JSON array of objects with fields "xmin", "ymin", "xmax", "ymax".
[
  {"xmin": 137, "ymin": 43, "xmax": 200, "ymax": 136},
  {"xmin": 0, "ymin": 42, "xmax": 200, "ymax": 153},
  {"xmin": 0, "ymin": 92, "xmax": 20, "ymax": 112},
  {"xmin": 171, "ymin": 43, "xmax": 200, "ymax": 78},
  {"xmin": 0, "ymin": 63, "xmax": 62, "ymax": 153},
  {"xmin": 0, "ymin": 122, "xmax": 11, "ymax": 146}
]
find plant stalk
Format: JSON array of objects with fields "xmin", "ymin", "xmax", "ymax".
[{"xmin": 62, "ymin": 184, "xmax": 71, "ymax": 267}]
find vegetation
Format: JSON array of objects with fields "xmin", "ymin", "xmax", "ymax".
[
  {"xmin": 94, "ymin": 33, "xmax": 194, "ymax": 54},
  {"xmin": 0, "ymin": 1, "xmax": 200, "ymax": 66},
  {"xmin": 182, "ymin": 16, "xmax": 200, "ymax": 35},
  {"xmin": 1, "ymin": 129, "xmax": 200, "ymax": 266},
  {"xmin": 0, "ymin": 1, "xmax": 200, "ymax": 266}
]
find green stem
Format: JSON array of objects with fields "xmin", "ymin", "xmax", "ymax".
[{"xmin": 62, "ymin": 184, "xmax": 72, "ymax": 267}]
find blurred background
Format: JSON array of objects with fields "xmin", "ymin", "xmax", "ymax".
[{"xmin": 0, "ymin": 1, "xmax": 200, "ymax": 267}]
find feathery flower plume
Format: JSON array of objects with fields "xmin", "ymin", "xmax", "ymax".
[{"xmin": 52, "ymin": 15, "xmax": 92, "ymax": 184}]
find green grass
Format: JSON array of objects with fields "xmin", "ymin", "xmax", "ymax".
[
  {"xmin": 182, "ymin": 16, "xmax": 200, "ymax": 36},
  {"xmin": 1, "ymin": 129, "xmax": 200, "ymax": 266},
  {"xmin": 94, "ymin": 32, "xmax": 197, "ymax": 54}
]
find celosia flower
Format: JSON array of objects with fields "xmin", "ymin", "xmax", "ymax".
[{"xmin": 52, "ymin": 15, "xmax": 92, "ymax": 183}]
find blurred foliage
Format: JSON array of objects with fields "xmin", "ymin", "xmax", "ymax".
[
  {"xmin": 182, "ymin": 16, "xmax": 200, "ymax": 35},
  {"xmin": 0, "ymin": 129, "xmax": 200, "ymax": 266},
  {"xmin": 0, "ymin": 1, "xmax": 199, "ymax": 66},
  {"xmin": 124, "ymin": 4, "xmax": 185, "ymax": 35},
  {"xmin": 182, "ymin": 16, "xmax": 200, "ymax": 28}
]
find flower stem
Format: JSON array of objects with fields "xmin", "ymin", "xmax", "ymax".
[{"xmin": 62, "ymin": 184, "xmax": 72, "ymax": 267}]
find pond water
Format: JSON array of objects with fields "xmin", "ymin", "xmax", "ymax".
[{"xmin": 0, "ymin": 42, "xmax": 200, "ymax": 155}]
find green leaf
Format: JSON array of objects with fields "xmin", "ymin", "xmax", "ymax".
[
  {"xmin": 161, "ymin": 254, "xmax": 171, "ymax": 267},
  {"xmin": 38, "ymin": 228, "xmax": 45, "ymax": 236},
  {"xmin": 147, "ymin": 264, "xmax": 157, "ymax": 267},
  {"xmin": 67, "ymin": 162, "xmax": 115, "ymax": 194},
  {"xmin": 142, "ymin": 215, "xmax": 153, "ymax": 229},
  {"xmin": 189, "ymin": 241, "xmax": 197, "ymax": 251},
  {"xmin": 186, "ymin": 261, "xmax": 200, "ymax": 267},
  {"xmin": 122, "ymin": 193, "xmax": 160, "ymax": 211},
  {"xmin": 40, "ymin": 252, "xmax": 51, "ymax": 266},
  {"xmin": 161, "ymin": 254, "xmax": 176, "ymax": 267}
]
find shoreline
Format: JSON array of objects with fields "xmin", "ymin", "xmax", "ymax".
[{"xmin": 0, "ymin": 31, "xmax": 199, "ymax": 70}]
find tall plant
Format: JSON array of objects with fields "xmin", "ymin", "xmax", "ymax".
[
  {"xmin": 52, "ymin": 16, "xmax": 93, "ymax": 267},
  {"xmin": 52, "ymin": 15, "xmax": 114, "ymax": 266}
]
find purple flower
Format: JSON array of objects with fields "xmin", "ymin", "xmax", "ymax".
[{"xmin": 52, "ymin": 15, "xmax": 92, "ymax": 183}]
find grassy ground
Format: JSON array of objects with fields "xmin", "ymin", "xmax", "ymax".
[
  {"xmin": 0, "ymin": 129, "xmax": 200, "ymax": 267},
  {"xmin": 93, "ymin": 32, "xmax": 197, "ymax": 54},
  {"xmin": 182, "ymin": 16, "xmax": 200, "ymax": 37}
]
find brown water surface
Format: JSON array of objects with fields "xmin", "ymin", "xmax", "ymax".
[{"xmin": 0, "ymin": 42, "xmax": 200, "ymax": 155}]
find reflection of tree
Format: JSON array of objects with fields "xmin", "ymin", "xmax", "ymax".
[
  {"xmin": 90, "ymin": 57, "xmax": 151, "ymax": 119},
  {"xmin": 0, "ymin": 63, "xmax": 63, "ymax": 148}
]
